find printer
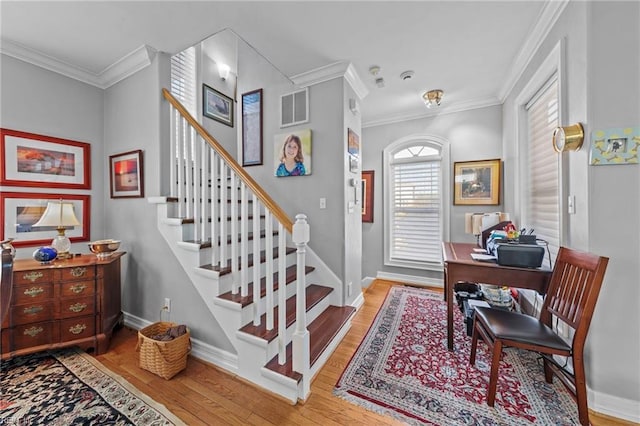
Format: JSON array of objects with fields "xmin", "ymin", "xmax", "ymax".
[{"xmin": 486, "ymin": 232, "xmax": 545, "ymax": 268}]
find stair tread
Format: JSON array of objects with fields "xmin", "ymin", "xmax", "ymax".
[
  {"xmin": 263, "ymin": 305, "xmax": 356, "ymax": 383},
  {"xmin": 182, "ymin": 229, "xmax": 278, "ymax": 249},
  {"xmin": 201, "ymin": 247, "xmax": 296, "ymax": 276},
  {"xmin": 238, "ymin": 284, "xmax": 333, "ymax": 341},
  {"xmin": 217, "ymin": 265, "xmax": 315, "ymax": 307}
]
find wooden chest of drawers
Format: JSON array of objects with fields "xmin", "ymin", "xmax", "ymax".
[{"xmin": 1, "ymin": 252, "xmax": 124, "ymax": 359}]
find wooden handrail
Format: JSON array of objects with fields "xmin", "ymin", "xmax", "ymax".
[{"xmin": 162, "ymin": 88, "xmax": 293, "ymax": 234}]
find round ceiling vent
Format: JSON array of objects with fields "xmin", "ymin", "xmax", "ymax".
[{"xmin": 400, "ymin": 70, "xmax": 415, "ymax": 81}]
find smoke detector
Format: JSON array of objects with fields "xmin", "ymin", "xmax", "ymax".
[
  {"xmin": 400, "ymin": 70, "xmax": 415, "ymax": 81},
  {"xmin": 369, "ymin": 65, "xmax": 381, "ymax": 76}
]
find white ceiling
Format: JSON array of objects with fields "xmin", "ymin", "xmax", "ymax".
[{"xmin": 0, "ymin": 1, "xmax": 565, "ymax": 127}]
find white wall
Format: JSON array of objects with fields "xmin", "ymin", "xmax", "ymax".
[
  {"xmin": 502, "ymin": 1, "xmax": 639, "ymax": 418},
  {"xmin": 0, "ymin": 54, "xmax": 105, "ymax": 257},
  {"xmin": 361, "ymin": 105, "xmax": 503, "ymax": 281}
]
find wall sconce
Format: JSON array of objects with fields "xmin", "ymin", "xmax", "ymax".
[
  {"xmin": 33, "ymin": 199, "xmax": 80, "ymax": 259},
  {"xmin": 218, "ymin": 63, "xmax": 231, "ymax": 81},
  {"xmin": 422, "ymin": 89, "xmax": 444, "ymax": 108}
]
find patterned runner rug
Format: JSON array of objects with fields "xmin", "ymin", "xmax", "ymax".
[
  {"xmin": 1, "ymin": 348, "xmax": 184, "ymax": 425},
  {"xmin": 334, "ymin": 285, "xmax": 579, "ymax": 425}
]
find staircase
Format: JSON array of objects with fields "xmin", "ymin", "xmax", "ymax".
[{"xmin": 149, "ymin": 89, "xmax": 356, "ymax": 403}]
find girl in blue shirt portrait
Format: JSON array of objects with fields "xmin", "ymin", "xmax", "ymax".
[{"xmin": 276, "ymin": 134, "xmax": 306, "ymax": 177}]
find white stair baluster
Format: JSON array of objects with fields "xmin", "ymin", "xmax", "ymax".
[
  {"xmin": 240, "ymin": 183, "xmax": 248, "ymax": 296},
  {"xmin": 252, "ymin": 193, "xmax": 260, "ymax": 326},
  {"xmin": 265, "ymin": 210, "xmax": 273, "ymax": 330}
]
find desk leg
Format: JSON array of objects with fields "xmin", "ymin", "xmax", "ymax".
[{"xmin": 444, "ymin": 264, "xmax": 454, "ymax": 351}]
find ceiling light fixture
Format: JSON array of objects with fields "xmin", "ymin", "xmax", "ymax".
[
  {"xmin": 369, "ymin": 65, "xmax": 381, "ymax": 76},
  {"xmin": 422, "ymin": 89, "xmax": 444, "ymax": 108}
]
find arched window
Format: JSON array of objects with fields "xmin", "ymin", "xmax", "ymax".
[{"xmin": 384, "ymin": 136, "xmax": 450, "ymax": 270}]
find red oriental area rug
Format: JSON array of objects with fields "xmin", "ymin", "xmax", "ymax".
[{"xmin": 334, "ymin": 285, "xmax": 580, "ymax": 425}]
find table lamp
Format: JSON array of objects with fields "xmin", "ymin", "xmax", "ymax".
[
  {"xmin": 465, "ymin": 212, "xmax": 510, "ymax": 246},
  {"xmin": 33, "ymin": 199, "xmax": 80, "ymax": 259}
]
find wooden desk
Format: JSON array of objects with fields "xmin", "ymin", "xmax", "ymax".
[{"xmin": 442, "ymin": 242, "xmax": 552, "ymax": 351}]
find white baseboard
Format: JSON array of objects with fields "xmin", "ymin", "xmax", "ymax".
[
  {"xmin": 350, "ymin": 291, "xmax": 365, "ymax": 312},
  {"xmin": 589, "ymin": 388, "xmax": 640, "ymax": 423},
  {"xmin": 375, "ymin": 271, "xmax": 443, "ymax": 288},
  {"xmin": 361, "ymin": 276, "xmax": 376, "ymax": 288},
  {"xmin": 122, "ymin": 311, "xmax": 239, "ymax": 375}
]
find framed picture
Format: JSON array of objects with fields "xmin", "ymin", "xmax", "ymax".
[
  {"xmin": 0, "ymin": 128, "xmax": 91, "ymax": 189},
  {"xmin": 362, "ymin": 170, "xmax": 374, "ymax": 223},
  {"xmin": 109, "ymin": 149, "xmax": 144, "ymax": 198},
  {"xmin": 453, "ymin": 159, "xmax": 501, "ymax": 205},
  {"xmin": 1, "ymin": 191, "xmax": 90, "ymax": 248},
  {"xmin": 590, "ymin": 126, "xmax": 640, "ymax": 165},
  {"xmin": 242, "ymin": 89, "xmax": 263, "ymax": 166},
  {"xmin": 348, "ymin": 128, "xmax": 360, "ymax": 173},
  {"xmin": 203, "ymin": 84, "xmax": 233, "ymax": 127},
  {"xmin": 274, "ymin": 129, "xmax": 312, "ymax": 177}
]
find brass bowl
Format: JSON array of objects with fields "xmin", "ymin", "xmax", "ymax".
[{"xmin": 88, "ymin": 239, "xmax": 120, "ymax": 259}]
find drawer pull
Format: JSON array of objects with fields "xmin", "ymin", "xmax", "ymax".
[
  {"xmin": 23, "ymin": 271, "xmax": 44, "ymax": 282},
  {"xmin": 69, "ymin": 303, "xmax": 87, "ymax": 313},
  {"xmin": 24, "ymin": 286, "xmax": 45, "ymax": 297},
  {"xmin": 69, "ymin": 324, "xmax": 87, "ymax": 335},
  {"xmin": 24, "ymin": 326, "xmax": 44, "ymax": 337},
  {"xmin": 70, "ymin": 284, "xmax": 87, "ymax": 294},
  {"xmin": 23, "ymin": 306, "xmax": 44, "ymax": 315},
  {"xmin": 70, "ymin": 267, "xmax": 87, "ymax": 277}
]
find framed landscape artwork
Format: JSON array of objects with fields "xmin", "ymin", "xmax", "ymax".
[
  {"xmin": 242, "ymin": 89, "xmax": 263, "ymax": 166},
  {"xmin": 109, "ymin": 149, "xmax": 144, "ymax": 198},
  {"xmin": 203, "ymin": 84, "xmax": 233, "ymax": 127},
  {"xmin": 362, "ymin": 170, "xmax": 374, "ymax": 223},
  {"xmin": 0, "ymin": 128, "xmax": 91, "ymax": 189},
  {"xmin": 1, "ymin": 191, "xmax": 90, "ymax": 248},
  {"xmin": 453, "ymin": 159, "xmax": 501, "ymax": 205}
]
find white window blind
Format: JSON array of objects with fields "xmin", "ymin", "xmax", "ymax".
[
  {"xmin": 170, "ymin": 47, "xmax": 197, "ymax": 117},
  {"xmin": 388, "ymin": 145, "xmax": 442, "ymax": 267},
  {"xmin": 526, "ymin": 78, "xmax": 559, "ymax": 266}
]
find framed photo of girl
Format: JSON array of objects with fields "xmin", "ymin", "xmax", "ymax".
[{"xmin": 274, "ymin": 129, "xmax": 312, "ymax": 177}]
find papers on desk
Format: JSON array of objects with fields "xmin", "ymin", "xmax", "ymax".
[
  {"xmin": 470, "ymin": 253, "xmax": 497, "ymax": 262},
  {"xmin": 472, "ymin": 248, "xmax": 487, "ymax": 253}
]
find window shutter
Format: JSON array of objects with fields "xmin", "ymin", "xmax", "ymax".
[
  {"xmin": 390, "ymin": 158, "xmax": 442, "ymax": 265},
  {"xmin": 526, "ymin": 78, "xmax": 559, "ymax": 266},
  {"xmin": 170, "ymin": 47, "xmax": 197, "ymax": 117}
]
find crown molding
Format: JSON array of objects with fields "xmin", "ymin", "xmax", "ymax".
[
  {"xmin": 363, "ymin": 96, "xmax": 502, "ymax": 129},
  {"xmin": 291, "ymin": 61, "xmax": 369, "ymax": 100},
  {"xmin": 0, "ymin": 39, "xmax": 156, "ymax": 89},
  {"xmin": 498, "ymin": 0, "xmax": 570, "ymax": 101}
]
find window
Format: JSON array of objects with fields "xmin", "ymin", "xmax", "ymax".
[
  {"xmin": 170, "ymin": 47, "xmax": 197, "ymax": 117},
  {"xmin": 525, "ymin": 78, "xmax": 560, "ymax": 267},
  {"xmin": 384, "ymin": 137, "xmax": 450, "ymax": 270}
]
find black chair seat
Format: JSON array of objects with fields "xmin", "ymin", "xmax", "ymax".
[{"xmin": 474, "ymin": 307, "xmax": 571, "ymax": 352}]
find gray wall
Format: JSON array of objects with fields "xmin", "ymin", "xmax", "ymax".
[
  {"xmin": 102, "ymin": 53, "xmax": 234, "ymax": 351},
  {"xmin": 361, "ymin": 105, "xmax": 503, "ymax": 281},
  {"xmin": 0, "ymin": 55, "xmax": 105, "ymax": 257},
  {"xmin": 502, "ymin": 0, "xmax": 639, "ymax": 411}
]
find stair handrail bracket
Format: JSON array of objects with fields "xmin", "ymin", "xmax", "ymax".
[{"xmin": 292, "ymin": 214, "xmax": 311, "ymax": 399}]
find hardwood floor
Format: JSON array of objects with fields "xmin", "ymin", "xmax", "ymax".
[{"xmin": 96, "ymin": 280, "xmax": 634, "ymax": 425}]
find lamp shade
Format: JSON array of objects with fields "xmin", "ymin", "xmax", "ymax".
[{"xmin": 33, "ymin": 201, "xmax": 80, "ymax": 228}]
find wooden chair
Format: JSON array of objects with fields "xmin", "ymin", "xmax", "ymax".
[{"xmin": 469, "ymin": 247, "xmax": 608, "ymax": 426}]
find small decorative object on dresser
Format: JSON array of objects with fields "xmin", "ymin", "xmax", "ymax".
[
  {"xmin": 32, "ymin": 246, "xmax": 57, "ymax": 264},
  {"xmin": 1, "ymin": 252, "xmax": 125, "ymax": 360}
]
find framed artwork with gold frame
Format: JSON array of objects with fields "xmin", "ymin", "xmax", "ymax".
[{"xmin": 453, "ymin": 159, "xmax": 501, "ymax": 205}]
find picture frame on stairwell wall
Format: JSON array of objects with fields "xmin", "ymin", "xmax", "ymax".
[
  {"xmin": 203, "ymin": 84, "xmax": 234, "ymax": 127},
  {"xmin": 109, "ymin": 149, "xmax": 144, "ymax": 199},
  {"xmin": 242, "ymin": 89, "xmax": 263, "ymax": 166}
]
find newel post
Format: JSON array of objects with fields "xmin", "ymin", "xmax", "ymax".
[{"xmin": 292, "ymin": 214, "xmax": 310, "ymax": 396}]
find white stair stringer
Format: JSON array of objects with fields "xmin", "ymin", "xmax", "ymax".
[{"xmin": 148, "ymin": 196, "xmax": 350, "ymax": 402}]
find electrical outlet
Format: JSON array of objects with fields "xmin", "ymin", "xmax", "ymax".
[
  {"xmin": 163, "ymin": 298, "xmax": 171, "ymax": 313},
  {"xmin": 347, "ymin": 282, "xmax": 353, "ymax": 297}
]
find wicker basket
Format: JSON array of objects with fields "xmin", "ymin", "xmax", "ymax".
[{"xmin": 136, "ymin": 321, "xmax": 190, "ymax": 380}]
